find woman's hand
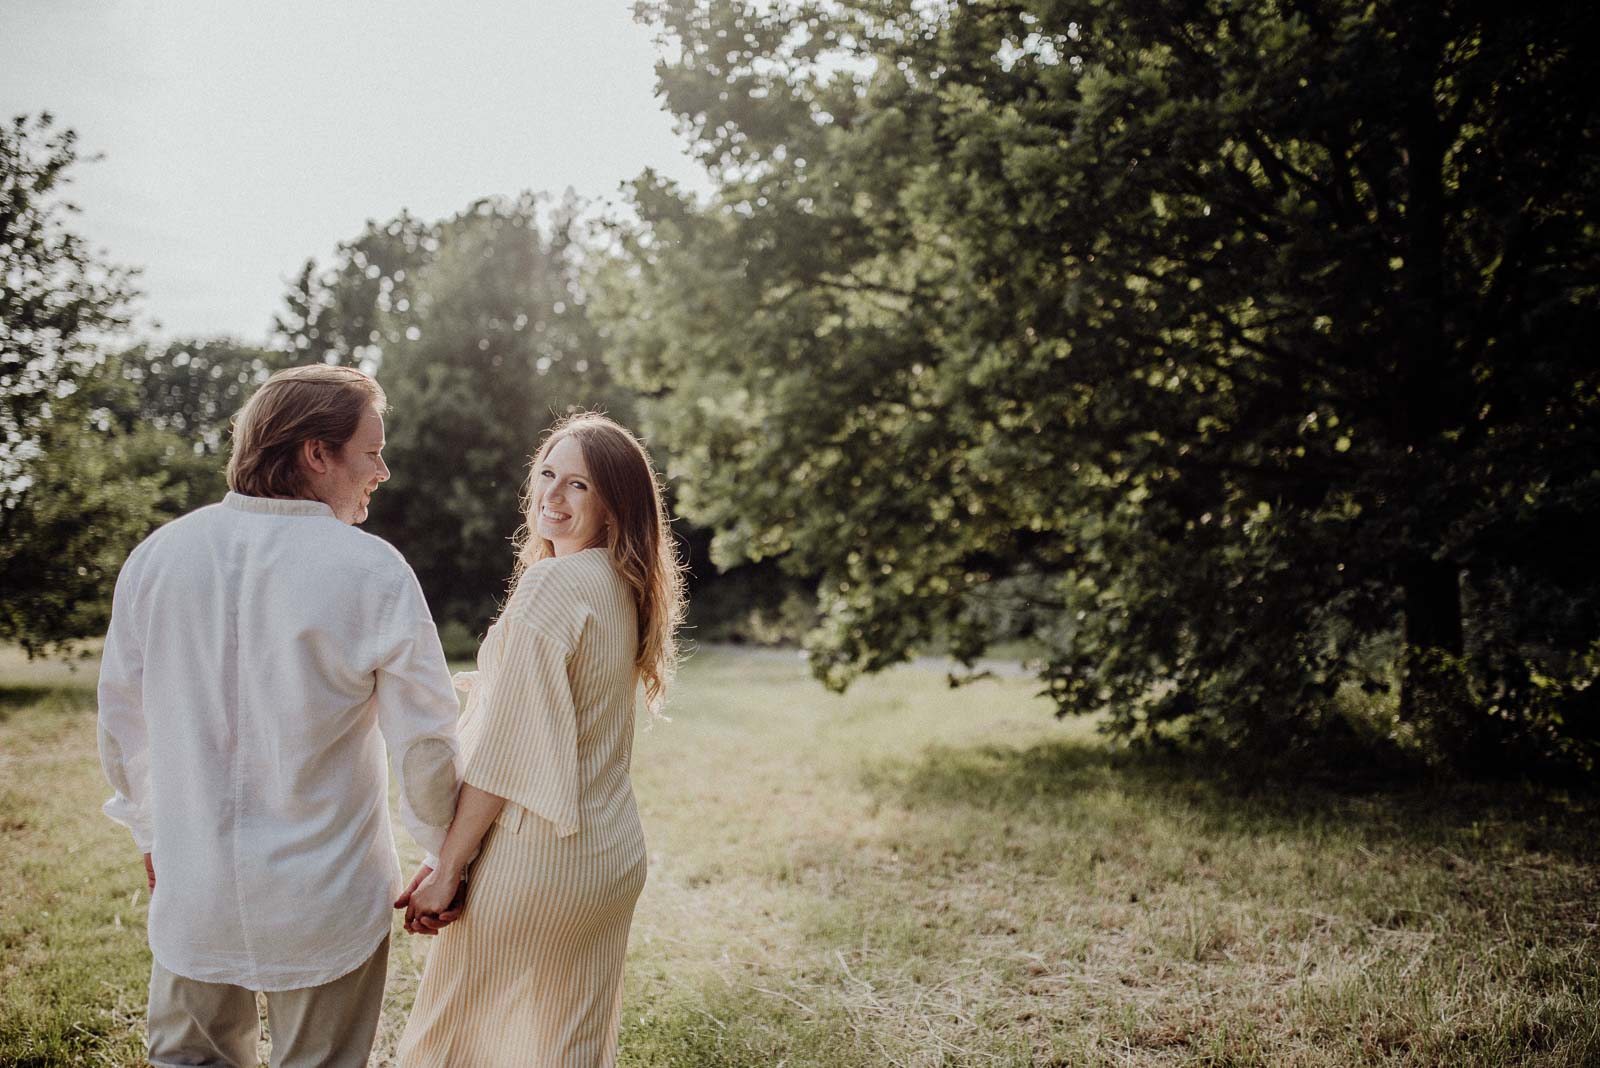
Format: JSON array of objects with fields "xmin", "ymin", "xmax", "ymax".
[
  {"xmin": 398, "ymin": 863, "xmax": 466, "ymax": 934},
  {"xmin": 393, "ymin": 863, "xmax": 431, "ymax": 911}
]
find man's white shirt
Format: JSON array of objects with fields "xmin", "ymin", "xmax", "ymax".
[{"xmin": 97, "ymin": 493, "xmax": 462, "ymax": 990}]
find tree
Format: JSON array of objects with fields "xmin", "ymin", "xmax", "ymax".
[
  {"xmin": 103, "ymin": 337, "xmax": 288, "ymax": 511},
  {"xmin": 277, "ymin": 194, "xmax": 627, "ymax": 634},
  {"xmin": 275, "ymin": 209, "xmax": 434, "ymax": 369},
  {"xmin": 0, "ymin": 114, "xmax": 151, "ymax": 655},
  {"xmin": 599, "ymin": 0, "xmax": 1600, "ymax": 769}
]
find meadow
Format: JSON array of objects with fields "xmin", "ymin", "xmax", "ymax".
[{"xmin": 1, "ymin": 644, "xmax": 1596, "ymax": 1066}]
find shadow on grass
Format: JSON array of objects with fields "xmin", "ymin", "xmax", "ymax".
[
  {"xmin": 0, "ymin": 685, "xmax": 95, "ymax": 724},
  {"xmin": 865, "ymin": 738, "xmax": 1600, "ymax": 865}
]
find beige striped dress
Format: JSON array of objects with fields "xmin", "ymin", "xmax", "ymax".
[{"xmin": 398, "ymin": 547, "xmax": 647, "ymax": 1068}]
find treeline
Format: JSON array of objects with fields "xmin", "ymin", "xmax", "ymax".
[
  {"xmin": 1, "ymin": 135, "xmax": 770, "ymax": 661},
  {"xmin": 4, "ymin": 0, "xmax": 1598, "ymax": 778}
]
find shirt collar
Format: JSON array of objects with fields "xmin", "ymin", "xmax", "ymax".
[{"xmin": 222, "ymin": 491, "xmax": 337, "ymax": 519}]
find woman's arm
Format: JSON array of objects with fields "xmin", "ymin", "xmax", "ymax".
[
  {"xmin": 435, "ymin": 783, "xmax": 505, "ymax": 878},
  {"xmin": 400, "ymin": 784, "xmax": 506, "ymax": 930}
]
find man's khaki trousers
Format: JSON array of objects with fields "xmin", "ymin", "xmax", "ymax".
[{"xmin": 147, "ymin": 935, "xmax": 389, "ymax": 1068}]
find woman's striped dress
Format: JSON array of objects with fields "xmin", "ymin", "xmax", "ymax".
[{"xmin": 399, "ymin": 547, "xmax": 647, "ymax": 1068}]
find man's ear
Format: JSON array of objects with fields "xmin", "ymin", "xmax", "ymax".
[{"xmin": 300, "ymin": 438, "xmax": 333, "ymax": 475}]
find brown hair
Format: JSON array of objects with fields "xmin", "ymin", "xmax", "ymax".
[
  {"xmin": 226, "ymin": 365, "xmax": 386, "ymax": 499},
  {"xmin": 511, "ymin": 413, "xmax": 687, "ymax": 715}
]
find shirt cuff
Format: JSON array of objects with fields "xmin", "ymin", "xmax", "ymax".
[{"xmin": 104, "ymin": 798, "xmax": 154, "ymax": 852}]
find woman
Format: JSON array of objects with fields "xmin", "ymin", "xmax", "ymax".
[{"xmin": 395, "ymin": 413, "xmax": 685, "ymax": 1067}]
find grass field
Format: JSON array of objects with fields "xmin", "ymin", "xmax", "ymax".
[{"xmin": 1, "ymin": 643, "xmax": 1597, "ymax": 1066}]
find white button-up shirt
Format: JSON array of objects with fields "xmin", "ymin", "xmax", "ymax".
[{"xmin": 97, "ymin": 492, "xmax": 462, "ymax": 990}]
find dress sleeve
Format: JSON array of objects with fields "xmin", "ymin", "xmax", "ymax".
[
  {"xmin": 463, "ymin": 561, "xmax": 590, "ymax": 837},
  {"xmin": 463, "ymin": 619, "xmax": 581, "ymax": 837}
]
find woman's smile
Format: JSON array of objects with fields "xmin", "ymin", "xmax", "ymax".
[{"xmin": 533, "ymin": 436, "xmax": 608, "ymax": 553}]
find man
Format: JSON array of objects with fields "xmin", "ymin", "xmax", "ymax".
[{"xmin": 97, "ymin": 365, "xmax": 462, "ymax": 1067}]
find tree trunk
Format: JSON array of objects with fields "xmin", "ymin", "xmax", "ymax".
[{"xmin": 1392, "ymin": 13, "xmax": 1463, "ymax": 728}]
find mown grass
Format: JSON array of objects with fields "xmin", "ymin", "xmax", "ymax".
[
  {"xmin": 1, "ymin": 644, "xmax": 1596, "ymax": 1066},
  {"xmin": 0, "ymin": 647, "xmax": 148, "ymax": 1067}
]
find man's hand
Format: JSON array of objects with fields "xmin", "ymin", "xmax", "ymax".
[
  {"xmin": 396, "ymin": 863, "xmax": 466, "ymax": 935},
  {"xmin": 143, "ymin": 853, "xmax": 155, "ymax": 893},
  {"xmin": 393, "ymin": 864, "xmax": 447, "ymax": 935}
]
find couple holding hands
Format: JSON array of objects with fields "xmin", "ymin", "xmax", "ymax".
[{"xmin": 98, "ymin": 364, "xmax": 685, "ymax": 1067}]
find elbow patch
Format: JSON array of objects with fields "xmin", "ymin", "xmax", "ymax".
[
  {"xmin": 402, "ymin": 737, "xmax": 457, "ymax": 827},
  {"xmin": 99, "ymin": 726, "xmax": 132, "ymax": 796}
]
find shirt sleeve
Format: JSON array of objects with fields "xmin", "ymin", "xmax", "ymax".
[
  {"xmin": 463, "ymin": 564, "xmax": 587, "ymax": 838},
  {"xmin": 372, "ymin": 567, "xmax": 463, "ymax": 858},
  {"xmin": 98, "ymin": 563, "xmax": 153, "ymax": 852}
]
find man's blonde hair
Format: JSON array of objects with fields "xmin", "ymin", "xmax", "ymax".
[{"xmin": 226, "ymin": 365, "xmax": 386, "ymax": 499}]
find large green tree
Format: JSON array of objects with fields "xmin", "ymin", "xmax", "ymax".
[
  {"xmin": 0, "ymin": 114, "xmax": 156, "ymax": 655},
  {"xmin": 279, "ymin": 194, "xmax": 626, "ymax": 633},
  {"xmin": 600, "ymin": 0, "xmax": 1600, "ymax": 768}
]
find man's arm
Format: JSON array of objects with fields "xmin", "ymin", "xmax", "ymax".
[
  {"xmin": 98, "ymin": 565, "xmax": 154, "ymax": 868},
  {"xmin": 373, "ymin": 569, "xmax": 462, "ymax": 859}
]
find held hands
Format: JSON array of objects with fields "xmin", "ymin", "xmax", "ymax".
[
  {"xmin": 143, "ymin": 853, "xmax": 155, "ymax": 893},
  {"xmin": 396, "ymin": 784, "xmax": 499, "ymax": 935},
  {"xmin": 394, "ymin": 863, "xmax": 467, "ymax": 935}
]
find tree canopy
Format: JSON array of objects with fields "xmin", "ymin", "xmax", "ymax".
[
  {"xmin": 599, "ymin": 0, "xmax": 1600, "ymax": 769},
  {"xmin": 0, "ymin": 165, "xmax": 632, "ymax": 653},
  {"xmin": 279, "ymin": 193, "xmax": 627, "ymax": 634},
  {"xmin": 0, "ymin": 114, "xmax": 157, "ymax": 655}
]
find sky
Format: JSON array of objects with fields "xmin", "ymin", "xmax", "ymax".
[{"xmin": 0, "ymin": 0, "xmax": 709, "ymax": 343}]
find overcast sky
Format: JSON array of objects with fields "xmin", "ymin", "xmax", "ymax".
[{"xmin": 0, "ymin": 0, "xmax": 709, "ymax": 343}]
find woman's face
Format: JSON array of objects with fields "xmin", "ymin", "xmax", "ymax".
[{"xmin": 534, "ymin": 435, "xmax": 609, "ymax": 556}]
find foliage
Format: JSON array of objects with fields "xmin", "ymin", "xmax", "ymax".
[
  {"xmin": 103, "ymin": 337, "xmax": 289, "ymax": 512},
  {"xmin": 0, "ymin": 115, "xmax": 152, "ymax": 655},
  {"xmin": 111, "ymin": 337, "xmax": 284, "ymax": 454},
  {"xmin": 599, "ymin": 0, "xmax": 1600, "ymax": 771},
  {"xmin": 0, "ymin": 392, "xmax": 172, "ymax": 658},
  {"xmin": 0, "ymin": 114, "xmax": 140, "ymax": 489},
  {"xmin": 276, "ymin": 194, "xmax": 628, "ymax": 630}
]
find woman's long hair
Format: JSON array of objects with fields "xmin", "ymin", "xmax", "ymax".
[{"xmin": 510, "ymin": 413, "xmax": 686, "ymax": 715}]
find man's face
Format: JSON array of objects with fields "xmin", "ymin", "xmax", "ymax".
[{"xmin": 311, "ymin": 406, "xmax": 389, "ymax": 524}]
